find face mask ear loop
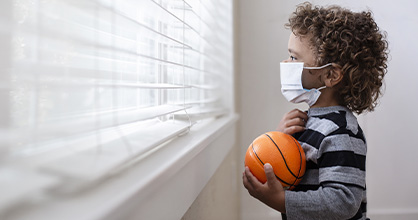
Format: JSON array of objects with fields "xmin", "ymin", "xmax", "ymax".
[
  {"xmin": 318, "ymin": 85, "xmax": 327, "ymax": 90},
  {"xmin": 303, "ymin": 85, "xmax": 327, "ymax": 92},
  {"xmin": 303, "ymin": 63, "xmax": 333, "ymax": 70}
]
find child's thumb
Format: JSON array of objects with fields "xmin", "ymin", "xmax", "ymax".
[{"xmin": 264, "ymin": 163, "xmax": 277, "ymax": 183}]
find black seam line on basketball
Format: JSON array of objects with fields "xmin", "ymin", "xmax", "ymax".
[
  {"xmin": 290, "ymin": 138, "xmax": 303, "ymax": 187},
  {"xmin": 264, "ymin": 133, "xmax": 298, "ymax": 179},
  {"xmin": 292, "ymin": 138, "xmax": 303, "ymax": 179},
  {"xmin": 252, "ymin": 143, "xmax": 292, "ymax": 186}
]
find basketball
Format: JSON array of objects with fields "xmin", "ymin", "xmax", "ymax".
[{"xmin": 244, "ymin": 131, "xmax": 306, "ymax": 190}]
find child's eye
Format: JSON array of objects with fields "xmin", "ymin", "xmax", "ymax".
[{"xmin": 290, "ymin": 55, "xmax": 297, "ymax": 61}]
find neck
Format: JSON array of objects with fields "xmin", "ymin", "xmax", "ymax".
[{"xmin": 310, "ymin": 87, "xmax": 340, "ymax": 108}]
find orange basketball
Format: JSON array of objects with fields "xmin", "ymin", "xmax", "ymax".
[{"xmin": 244, "ymin": 131, "xmax": 306, "ymax": 190}]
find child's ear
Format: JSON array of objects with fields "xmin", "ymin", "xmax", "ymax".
[{"xmin": 324, "ymin": 64, "xmax": 343, "ymax": 87}]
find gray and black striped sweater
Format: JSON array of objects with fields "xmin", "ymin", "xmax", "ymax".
[{"xmin": 283, "ymin": 106, "xmax": 368, "ymax": 220}]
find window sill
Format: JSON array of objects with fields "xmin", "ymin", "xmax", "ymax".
[{"xmin": 7, "ymin": 114, "xmax": 238, "ymax": 220}]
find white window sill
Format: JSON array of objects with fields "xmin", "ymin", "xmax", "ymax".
[{"xmin": 6, "ymin": 114, "xmax": 238, "ymax": 220}]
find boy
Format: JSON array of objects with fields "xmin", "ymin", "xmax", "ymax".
[{"xmin": 243, "ymin": 2, "xmax": 388, "ymax": 220}]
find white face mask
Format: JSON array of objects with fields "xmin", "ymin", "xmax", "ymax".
[{"xmin": 280, "ymin": 62, "xmax": 332, "ymax": 106}]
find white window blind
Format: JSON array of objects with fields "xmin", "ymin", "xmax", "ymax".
[{"xmin": 0, "ymin": 0, "xmax": 233, "ymax": 213}]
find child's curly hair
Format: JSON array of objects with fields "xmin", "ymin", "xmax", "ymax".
[{"xmin": 286, "ymin": 2, "xmax": 389, "ymax": 114}]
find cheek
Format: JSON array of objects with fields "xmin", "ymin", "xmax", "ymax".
[
  {"xmin": 301, "ymin": 70, "xmax": 312, "ymax": 89},
  {"xmin": 302, "ymin": 70, "xmax": 324, "ymax": 89}
]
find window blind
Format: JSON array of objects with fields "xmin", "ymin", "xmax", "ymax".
[{"xmin": 0, "ymin": 0, "xmax": 233, "ymax": 212}]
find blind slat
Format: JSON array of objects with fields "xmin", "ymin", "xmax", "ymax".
[
  {"xmin": 9, "ymin": 79, "xmax": 194, "ymax": 89},
  {"xmin": 39, "ymin": 120, "xmax": 190, "ymax": 189},
  {"xmin": 7, "ymin": 105, "xmax": 190, "ymax": 152},
  {"xmin": 174, "ymin": 107, "xmax": 228, "ymax": 121},
  {"xmin": 12, "ymin": 60, "xmax": 220, "ymax": 81},
  {"xmin": 14, "ymin": 40, "xmax": 214, "ymax": 75}
]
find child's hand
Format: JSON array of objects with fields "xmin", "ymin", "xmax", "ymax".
[
  {"xmin": 276, "ymin": 109, "xmax": 308, "ymax": 135},
  {"xmin": 242, "ymin": 163, "xmax": 286, "ymax": 213}
]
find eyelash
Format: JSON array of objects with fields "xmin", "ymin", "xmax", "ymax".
[{"xmin": 290, "ymin": 55, "xmax": 297, "ymax": 61}]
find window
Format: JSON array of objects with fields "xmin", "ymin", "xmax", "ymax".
[{"xmin": 0, "ymin": 0, "xmax": 234, "ymax": 216}]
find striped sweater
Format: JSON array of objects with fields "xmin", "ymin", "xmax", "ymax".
[{"xmin": 283, "ymin": 106, "xmax": 368, "ymax": 220}]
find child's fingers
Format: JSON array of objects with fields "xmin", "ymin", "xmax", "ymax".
[
  {"xmin": 283, "ymin": 109, "xmax": 308, "ymax": 121},
  {"xmin": 278, "ymin": 109, "xmax": 308, "ymax": 135},
  {"xmin": 287, "ymin": 109, "xmax": 308, "ymax": 121},
  {"xmin": 285, "ymin": 117, "xmax": 306, "ymax": 128},
  {"xmin": 284, "ymin": 125, "xmax": 305, "ymax": 135},
  {"xmin": 242, "ymin": 171, "xmax": 251, "ymax": 189},
  {"xmin": 244, "ymin": 166, "xmax": 262, "ymax": 188},
  {"xmin": 243, "ymin": 167, "xmax": 255, "ymax": 189}
]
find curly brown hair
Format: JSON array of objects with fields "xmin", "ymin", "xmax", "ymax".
[{"xmin": 286, "ymin": 2, "xmax": 389, "ymax": 114}]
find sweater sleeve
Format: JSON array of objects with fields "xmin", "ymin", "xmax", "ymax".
[{"xmin": 285, "ymin": 183, "xmax": 364, "ymax": 220}]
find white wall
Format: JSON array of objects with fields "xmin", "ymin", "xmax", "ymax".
[
  {"xmin": 237, "ymin": 0, "xmax": 418, "ymax": 219},
  {"xmin": 181, "ymin": 146, "xmax": 240, "ymax": 220},
  {"xmin": 237, "ymin": 1, "xmax": 307, "ymax": 219}
]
